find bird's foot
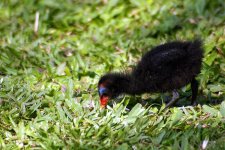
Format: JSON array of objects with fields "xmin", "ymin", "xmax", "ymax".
[
  {"xmin": 164, "ymin": 90, "xmax": 180, "ymax": 110},
  {"xmin": 191, "ymin": 101, "xmax": 197, "ymax": 106}
]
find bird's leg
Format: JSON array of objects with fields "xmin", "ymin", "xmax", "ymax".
[
  {"xmin": 191, "ymin": 78, "xmax": 198, "ymax": 105},
  {"xmin": 165, "ymin": 90, "xmax": 179, "ymax": 109}
]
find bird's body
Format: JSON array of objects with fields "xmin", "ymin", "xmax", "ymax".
[
  {"xmin": 98, "ymin": 40, "xmax": 203, "ymax": 107},
  {"xmin": 131, "ymin": 40, "xmax": 203, "ymax": 93}
]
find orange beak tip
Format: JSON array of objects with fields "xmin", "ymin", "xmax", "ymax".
[{"xmin": 100, "ymin": 105, "xmax": 106, "ymax": 109}]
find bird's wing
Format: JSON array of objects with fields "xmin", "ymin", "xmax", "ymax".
[
  {"xmin": 150, "ymin": 48, "xmax": 187, "ymax": 67},
  {"xmin": 132, "ymin": 48, "xmax": 187, "ymax": 80}
]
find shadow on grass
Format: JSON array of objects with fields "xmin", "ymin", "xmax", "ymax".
[{"xmin": 121, "ymin": 92, "xmax": 224, "ymax": 110}]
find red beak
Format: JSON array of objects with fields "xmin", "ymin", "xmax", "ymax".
[{"xmin": 100, "ymin": 96, "xmax": 109, "ymax": 108}]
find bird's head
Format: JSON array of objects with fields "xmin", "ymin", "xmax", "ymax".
[{"xmin": 98, "ymin": 73, "xmax": 127, "ymax": 108}]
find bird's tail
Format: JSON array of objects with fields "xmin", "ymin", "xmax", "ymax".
[
  {"xmin": 186, "ymin": 39, "xmax": 204, "ymax": 76},
  {"xmin": 187, "ymin": 39, "xmax": 204, "ymax": 60}
]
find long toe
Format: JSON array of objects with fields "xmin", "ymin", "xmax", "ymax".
[{"xmin": 164, "ymin": 90, "xmax": 180, "ymax": 109}]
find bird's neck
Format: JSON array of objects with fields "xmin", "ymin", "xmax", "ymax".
[{"xmin": 116, "ymin": 74, "xmax": 142, "ymax": 95}]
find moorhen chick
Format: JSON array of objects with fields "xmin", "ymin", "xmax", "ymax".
[{"xmin": 98, "ymin": 40, "xmax": 203, "ymax": 108}]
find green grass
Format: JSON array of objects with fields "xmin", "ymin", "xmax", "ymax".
[{"xmin": 0, "ymin": 0, "xmax": 225, "ymax": 149}]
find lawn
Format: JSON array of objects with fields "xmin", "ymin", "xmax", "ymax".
[{"xmin": 0, "ymin": 0, "xmax": 225, "ymax": 149}]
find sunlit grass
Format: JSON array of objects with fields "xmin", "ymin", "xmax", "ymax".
[{"xmin": 0, "ymin": 0, "xmax": 225, "ymax": 149}]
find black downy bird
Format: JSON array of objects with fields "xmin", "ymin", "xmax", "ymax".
[{"xmin": 98, "ymin": 40, "xmax": 203, "ymax": 108}]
